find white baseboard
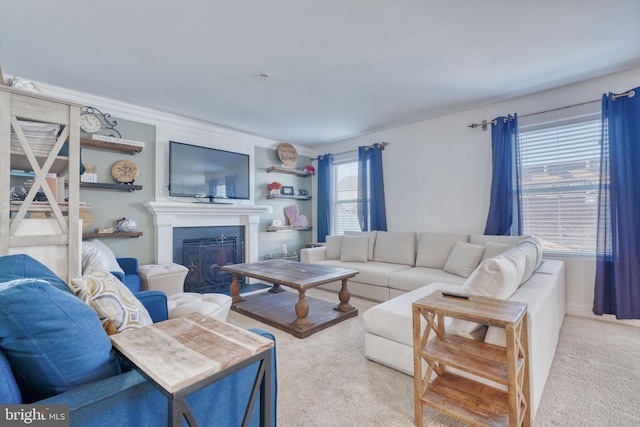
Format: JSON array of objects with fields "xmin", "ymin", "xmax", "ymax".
[{"xmin": 567, "ymin": 302, "xmax": 640, "ymax": 327}]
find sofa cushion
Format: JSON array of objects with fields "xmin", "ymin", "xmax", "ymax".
[
  {"xmin": 82, "ymin": 239, "xmax": 125, "ymax": 275},
  {"xmin": 344, "ymin": 230, "xmax": 378, "ymax": 260},
  {"xmin": 415, "ymin": 232, "xmax": 470, "ymax": 269},
  {"xmin": 388, "ymin": 267, "xmax": 467, "ymax": 293},
  {"xmin": 70, "ymin": 267, "xmax": 153, "ymax": 334},
  {"xmin": 340, "ymin": 236, "xmax": 369, "ymax": 262},
  {"xmin": 317, "ymin": 260, "xmax": 411, "ymax": 288},
  {"xmin": 481, "ymin": 241, "xmax": 512, "ymax": 261},
  {"xmin": 469, "ymin": 234, "xmax": 527, "ymax": 246},
  {"xmin": 325, "ymin": 235, "xmax": 343, "ymax": 260},
  {"xmin": 0, "ymin": 278, "xmax": 120, "ymax": 402},
  {"xmin": 515, "ymin": 237, "xmax": 543, "ymax": 285},
  {"xmin": 363, "ymin": 282, "xmax": 462, "ymax": 347},
  {"xmin": 449, "ymin": 246, "xmax": 527, "ymax": 338},
  {"xmin": 443, "ymin": 242, "xmax": 484, "ymax": 278},
  {"xmin": 373, "ymin": 231, "xmax": 416, "ymax": 266}
]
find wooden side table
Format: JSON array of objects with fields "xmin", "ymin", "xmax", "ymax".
[
  {"xmin": 412, "ymin": 291, "xmax": 530, "ymax": 427},
  {"xmin": 110, "ymin": 313, "xmax": 274, "ymax": 426}
]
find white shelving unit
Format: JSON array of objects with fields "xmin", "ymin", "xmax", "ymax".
[{"xmin": 1, "ymin": 86, "xmax": 82, "ymax": 281}]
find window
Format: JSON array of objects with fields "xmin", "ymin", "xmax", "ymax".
[
  {"xmin": 332, "ymin": 159, "xmax": 360, "ymax": 235},
  {"xmin": 519, "ymin": 117, "xmax": 603, "ymax": 252}
]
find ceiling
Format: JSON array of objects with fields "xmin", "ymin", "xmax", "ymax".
[{"xmin": 1, "ymin": 1, "xmax": 639, "ymax": 146}]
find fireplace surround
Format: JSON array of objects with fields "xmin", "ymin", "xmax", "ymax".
[{"xmin": 144, "ymin": 202, "xmax": 270, "ymax": 272}]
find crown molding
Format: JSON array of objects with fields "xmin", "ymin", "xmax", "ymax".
[{"xmin": 33, "ymin": 80, "xmax": 315, "ymax": 156}]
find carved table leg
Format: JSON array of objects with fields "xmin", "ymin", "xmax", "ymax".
[
  {"xmin": 230, "ymin": 273, "xmax": 244, "ymax": 304},
  {"xmin": 290, "ymin": 289, "xmax": 312, "ymax": 329},
  {"xmin": 268, "ymin": 283, "xmax": 285, "ymax": 293},
  {"xmin": 335, "ymin": 278, "xmax": 356, "ymax": 312}
]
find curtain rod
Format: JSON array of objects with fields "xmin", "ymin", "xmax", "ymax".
[
  {"xmin": 468, "ymin": 89, "xmax": 636, "ymax": 131},
  {"xmin": 311, "ymin": 142, "xmax": 389, "ymax": 161}
]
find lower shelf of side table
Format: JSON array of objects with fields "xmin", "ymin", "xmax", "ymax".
[{"xmin": 421, "ymin": 372, "xmax": 509, "ymax": 427}]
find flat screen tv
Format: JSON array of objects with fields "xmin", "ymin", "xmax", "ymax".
[{"xmin": 169, "ymin": 141, "xmax": 250, "ymax": 202}]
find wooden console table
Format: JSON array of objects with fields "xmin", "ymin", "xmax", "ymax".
[
  {"xmin": 110, "ymin": 313, "xmax": 274, "ymax": 426},
  {"xmin": 412, "ymin": 291, "xmax": 530, "ymax": 427}
]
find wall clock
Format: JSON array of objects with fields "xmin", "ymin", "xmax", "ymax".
[
  {"xmin": 79, "ymin": 113, "xmax": 102, "ymax": 133},
  {"xmin": 111, "ymin": 160, "xmax": 139, "ymax": 184},
  {"xmin": 80, "ymin": 106, "xmax": 122, "ymax": 138}
]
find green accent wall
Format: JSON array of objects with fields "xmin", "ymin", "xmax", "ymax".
[{"xmin": 80, "ymin": 118, "xmax": 156, "ymax": 265}]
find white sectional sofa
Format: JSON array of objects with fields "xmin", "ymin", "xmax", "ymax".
[{"xmin": 300, "ymin": 231, "xmax": 566, "ymax": 419}]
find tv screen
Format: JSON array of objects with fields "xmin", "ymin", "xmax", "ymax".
[{"xmin": 169, "ymin": 141, "xmax": 250, "ymax": 201}]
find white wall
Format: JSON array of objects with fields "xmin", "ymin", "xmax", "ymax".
[{"xmin": 315, "ymin": 67, "xmax": 640, "ymax": 326}]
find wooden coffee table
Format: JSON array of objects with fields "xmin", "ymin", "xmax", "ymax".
[{"xmin": 222, "ymin": 259, "xmax": 359, "ymax": 338}]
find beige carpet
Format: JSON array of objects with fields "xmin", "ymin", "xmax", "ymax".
[{"xmin": 227, "ymin": 288, "xmax": 640, "ymax": 427}]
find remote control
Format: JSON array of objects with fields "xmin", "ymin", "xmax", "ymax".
[{"xmin": 441, "ymin": 291, "xmax": 469, "ymax": 299}]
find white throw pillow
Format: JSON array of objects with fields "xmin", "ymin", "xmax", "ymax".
[
  {"xmin": 443, "ymin": 242, "xmax": 485, "ymax": 278},
  {"xmin": 81, "ymin": 239, "xmax": 124, "ymax": 274},
  {"xmin": 449, "ymin": 247, "xmax": 526, "ymax": 338},
  {"xmin": 340, "ymin": 236, "xmax": 369, "ymax": 262},
  {"xmin": 344, "ymin": 230, "xmax": 378, "ymax": 260},
  {"xmin": 325, "ymin": 236, "xmax": 343, "ymax": 260}
]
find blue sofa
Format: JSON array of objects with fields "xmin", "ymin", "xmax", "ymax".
[{"xmin": 0, "ymin": 254, "xmax": 277, "ymax": 426}]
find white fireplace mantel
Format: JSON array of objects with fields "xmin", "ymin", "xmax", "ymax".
[{"xmin": 144, "ymin": 201, "xmax": 271, "ymax": 264}]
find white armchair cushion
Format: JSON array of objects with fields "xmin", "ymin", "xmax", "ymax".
[
  {"xmin": 340, "ymin": 236, "xmax": 369, "ymax": 262},
  {"xmin": 443, "ymin": 242, "xmax": 484, "ymax": 278}
]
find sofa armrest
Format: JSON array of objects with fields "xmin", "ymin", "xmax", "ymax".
[
  {"xmin": 135, "ymin": 290, "xmax": 169, "ymax": 323},
  {"xmin": 301, "ymin": 247, "xmax": 327, "ymax": 263},
  {"xmin": 38, "ymin": 329, "xmax": 277, "ymax": 427}
]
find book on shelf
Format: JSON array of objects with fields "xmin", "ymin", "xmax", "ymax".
[{"xmin": 91, "ymin": 134, "xmax": 146, "ymax": 148}]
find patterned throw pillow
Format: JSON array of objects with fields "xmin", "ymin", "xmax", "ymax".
[{"xmin": 70, "ymin": 267, "xmax": 152, "ymax": 334}]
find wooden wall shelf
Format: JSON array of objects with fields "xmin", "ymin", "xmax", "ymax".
[
  {"xmin": 266, "ymin": 226, "xmax": 312, "ymax": 232},
  {"xmin": 80, "ymin": 182, "xmax": 143, "ymax": 192},
  {"xmin": 83, "ymin": 231, "xmax": 143, "ymax": 240},
  {"xmin": 266, "ymin": 166, "xmax": 311, "ymax": 177},
  {"xmin": 80, "ymin": 137, "xmax": 143, "ymax": 154},
  {"xmin": 266, "ymin": 194, "xmax": 312, "ymax": 200}
]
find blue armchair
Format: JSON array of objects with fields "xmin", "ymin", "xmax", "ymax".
[
  {"xmin": 0, "ymin": 255, "xmax": 277, "ymax": 427},
  {"xmin": 111, "ymin": 257, "xmax": 141, "ymax": 292}
]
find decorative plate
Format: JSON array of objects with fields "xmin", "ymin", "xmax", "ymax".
[
  {"xmin": 277, "ymin": 143, "xmax": 298, "ymax": 167},
  {"xmin": 110, "ymin": 160, "xmax": 139, "ymax": 184}
]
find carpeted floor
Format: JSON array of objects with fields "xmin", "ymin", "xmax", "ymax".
[{"xmin": 226, "ymin": 288, "xmax": 640, "ymax": 427}]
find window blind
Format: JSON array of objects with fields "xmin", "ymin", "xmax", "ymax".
[
  {"xmin": 519, "ymin": 118, "xmax": 603, "ymax": 252},
  {"xmin": 332, "ymin": 160, "xmax": 360, "ymax": 235}
]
